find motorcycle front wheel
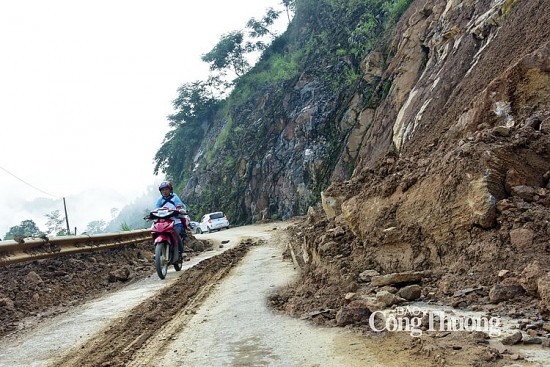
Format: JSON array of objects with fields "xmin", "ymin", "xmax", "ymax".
[{"xmin": 155, "ymin": 242, "xmax": 169, "ymax": 279}]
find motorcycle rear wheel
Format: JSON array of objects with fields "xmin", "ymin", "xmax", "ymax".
[{"xmin": 155, "ymin": 242, "xmax": 169, "ymax": 279}]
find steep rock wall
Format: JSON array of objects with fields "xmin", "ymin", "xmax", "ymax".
[
  {"xmin": 306, "ymin": 0, "xmax": 550, "ymax": 310},
  {"xmin": 183, "ymin": 76, "xmax": 346, "ymax": 222}
]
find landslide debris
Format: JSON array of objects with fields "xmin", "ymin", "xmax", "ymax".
[
  {"xmin": 0, "ymin": 234, "xmax": 211, "ymax": 337},
  {"xmin": 269, "ymin": 0, "xmax": 550, "ymax": 365}
]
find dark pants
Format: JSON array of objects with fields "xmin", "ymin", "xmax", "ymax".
[{"xmin": 174, "ymin": 223, "xmax": 185, "ymax": 256}]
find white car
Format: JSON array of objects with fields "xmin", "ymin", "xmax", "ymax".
[{"xmin": 197, "ymin": 212, "xmax": 230, "ymax": 233}]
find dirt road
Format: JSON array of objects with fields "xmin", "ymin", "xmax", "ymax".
[
  {"xmin": 3, "ymin": 222, "xmax": 550, "ymax": 366},
  {"xmin": 0, "ymin": 223, "xmax": 400, "ymax": 367},
  {"xmin": 153, "ymin": 230, "xmax": 376, "ymax": 366}
]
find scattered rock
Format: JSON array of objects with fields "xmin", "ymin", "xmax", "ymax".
[
  {"xmin": 519, "ymin": 261, "xmax": 546, "ymax": 295},
  {"xmin": 0, "ymin": 297, "xmax": 16, "ymax": 312},
  {"xmin": 471, "ymin": 331, "xmax": 489, "ymax": 343},
  {"xmin": 453, "ymin": 286, "xmax": 483, "ymax": 297},
  {"xmin": 335, "ymin": 300, "xmax": 372, "ymax": 326},
  {"xmin": 66, "ymin": 258, "xmax": 88, "ymax": 270},
  {"xmin": 25, "ymin": 271, "xmax": 43, "ymax": 284},
  {"xmin": 375, "ymin": 290, "xmax": 405, "ymax": 307},
  {"xmin": 358, "ymin": 269, "xmax": 380, "ymax": 282},
  {"xmin": 493, "ymin": 342, "xmax": 508, "ymax": 354},
  {"xmin": 511, "ymin": 186, "xmax": 536, "ymax": 202},
  {"xmin": 318, "ymin": 241, "xmax": 340, "ymax": 256},
  {"xmin": 378, "ymin": 285, "xmax": 398, "ymax": 294},
  {"xmin": 397, "ymin": 284, "xmax": 422, "ymax": 300},
  {"xmin": 501, "ymin": 331, "xmax": 523, "ymax": 345},
  {"xmin": 496, "ymin": 199, "xmax": 515, "ymax": 212},
  {"xmin": 370, "ymin": 271, "xmax": 430, "ymax": 287},
  {"xmin": 504, "ymin": 169, "xmax": 525, "ymax": 194},
  {"xmin": 344, "ymin": 292, "xmax": 356, "ymax": 301},
  {"xmin": 522, "ymin": 337, "xmax": 542, "ymax": 345},
  {"xmin": 509, "ymin": 228, "xmax": 535, "ymax": 249},
  {"xmin": 493, "ymin": 126, "xmax": 510, "ymax": 136},
  {"xmin": 489, "ymin": 282, "xmax": 524, "ymax": 303},
  {"xmin": 468, "ymin": 177, "xmax": 498, "ymax": 228},
  {"xmin": 108, "ymin": 267, "xmax": 131, "ymax": 282},
  {"xmin": 320, "ymin": 192, "xmax": 344, "ymax": 219}
]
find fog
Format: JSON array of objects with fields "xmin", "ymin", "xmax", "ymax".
[{"xmin": 0, "ymin": 0, "xmax": 288, "ymax": 239}]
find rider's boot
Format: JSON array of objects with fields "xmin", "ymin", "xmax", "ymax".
[{"xmin": 178, "ymin": 239, "xmax": 184, "ymax": 262}]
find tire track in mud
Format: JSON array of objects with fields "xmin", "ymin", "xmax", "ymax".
[{"xmin": 51, "ymin": 240, "xmax": 257, "ymax": 367}]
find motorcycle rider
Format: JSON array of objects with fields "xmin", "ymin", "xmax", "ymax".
[{"xmin": 154, "ymin": 181, "xmax": 187, "ymax": 261}]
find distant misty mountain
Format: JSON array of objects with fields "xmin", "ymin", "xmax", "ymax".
[
  {"xmin": 104, "ymin": 186, "xmax": 158, "ymax": 233},
  {"xmin": 1, "ymin": 186, "xmax": 155, "ymax": 238}
]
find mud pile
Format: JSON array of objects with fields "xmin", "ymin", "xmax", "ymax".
[
  {"xmin": 0, "ymin": 235, "xmax": 211, "ymax": 337},
  {"xmin": 272, "ymin": 123, "xmax": 550, "ymax": 364},
  {"xmin": 278, "ymin": 122, "xmax": 550, "ymax": 317}
]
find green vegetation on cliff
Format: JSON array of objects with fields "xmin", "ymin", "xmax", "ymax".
[{"xmin": 154, "ymin": 0, "xmax": 412, "ymax": 222}]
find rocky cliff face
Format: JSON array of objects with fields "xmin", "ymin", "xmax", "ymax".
[
  {"xmin": 184, "ymin": 76, "xmax": 345, "ymax": 222},
  {"xmin": 287, "ymin": 0, "xmax": 550, "ymax": 321},
  {"xmin": 183, "ymin": 3, "xmax": 402, "ymax": 223}
]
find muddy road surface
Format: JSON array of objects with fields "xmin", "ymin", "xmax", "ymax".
[{"xmin": 0, "ymin": 222, "xmax": 409, "ymax": 367}]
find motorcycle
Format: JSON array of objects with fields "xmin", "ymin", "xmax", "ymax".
[{"xmin": 145, "ymin": 207, "xmax": 183, "ymax": 279}]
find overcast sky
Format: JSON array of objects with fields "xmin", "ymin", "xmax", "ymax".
[{"xmin": 0, "ymin": 0, "xmax": 288, "ymax": 236}]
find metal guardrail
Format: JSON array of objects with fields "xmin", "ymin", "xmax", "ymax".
[{"xmin": 0, "ymin": 229, "xmax": 151, "ymax": 266}]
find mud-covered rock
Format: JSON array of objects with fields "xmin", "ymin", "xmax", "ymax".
[
  {"xmin": 511, "ymin": 186, "xmax": 537, "ymax": 202},
  {"xmin": 519, "ymin": 261, "xmax": 547, "ymax": 295},
  {"xmin": 25, "ymin": 271, "xmax": 43, "ymax": 284},
  {"xmin": 375, "ymin": 290, "xmax": 404, "ymax": 307},
  {"xmin": 397, "ymin": 284, "xmax": 422, "ymax": 301},
  {"xmin": 108, "ymin": 267, "xmax": 131, "ymax": 282},
  {"xmin": 509, "ymin": 228, "xmax": 535, "ymax": 250},
  {"xmin": 370, "ymin": 271, "xmax": 430, "ymax": 287},
  {"xmin": 501, "ymin": 331, "xmax": 523, "ymax": 345},
  {"xmin": 537, "ymin": 273, "xmax": 550, "ymax": 309},
  {"xmin": 358, "ymin": 269, "xmax": 380, "ymax": 283},
  {"xmin": 335, "ymin": 300, "xmax": 372, "ymax": 326},
  {"xmin": 489, "ymin": 282, "xmax": 525, "ymax": 303}
]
